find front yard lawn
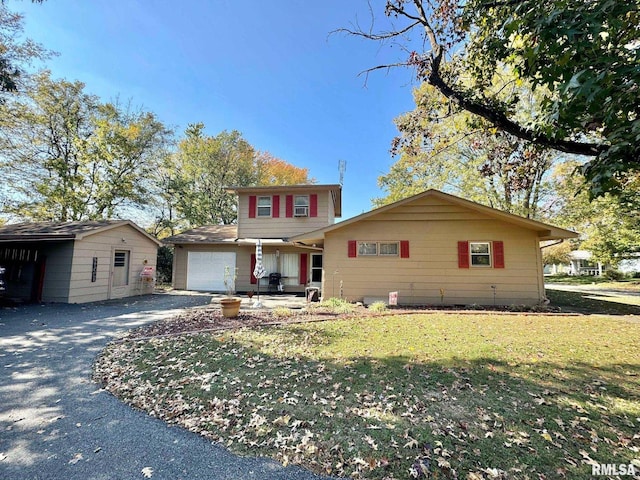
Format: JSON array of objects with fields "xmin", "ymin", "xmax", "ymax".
[{"xmin": 95, "ymin": 312, "xmax": 640, "ymax": 479}]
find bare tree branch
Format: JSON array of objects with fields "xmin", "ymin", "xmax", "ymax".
[
  {"xmin": 342, "ymin": 0, "xmax": 608, "ymax": 158},
  {"xmin": 332, "ymin": 20, "xmax": 421, "ymax": 42}
]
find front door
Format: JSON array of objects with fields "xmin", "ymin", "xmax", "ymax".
[{"xmin": 310, "ymin": 253, "xmax": 323, "ymax": 288}]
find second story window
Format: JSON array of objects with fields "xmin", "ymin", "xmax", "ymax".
[
  {"xmin": 294, "ymin": 195, "xmax": 309, "ymax": 217},
  {"xmin": 257, "ymin": 196, "xmax": 272, "ymax": 217}
]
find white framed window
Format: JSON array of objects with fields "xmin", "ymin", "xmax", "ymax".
[
  {"xmin": 470, "ymin": 242, "xmax": 491, "ymax": 266},
  {"xmin": 257, "ymin": 196, "xmax": 272, "ymax": 217},
  {"xmin": 357, "ymin": 241, "xmax": 400, "ymax": 257},
  {"xmin": 358, "ymin": 242, "xmax": 378, "ymax": 256},
  {"xmin": 379, "ymin": 242, "xmax": 399, "ymax": 256},
  {"xmin": 294, "ymin": 195, "xmax": 309, "ymax": 217}
]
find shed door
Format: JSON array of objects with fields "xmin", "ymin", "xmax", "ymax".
[
  {"xmin": 109, "ymin": 249, "xmax": 131, "ymax": 300},
  {"xmin": 112, "ymin": 250, "xmax": 130, "ymax": 287},
  {"xmin": 187, "ymin": 252, "xmax": 236, "ymax": 291}
]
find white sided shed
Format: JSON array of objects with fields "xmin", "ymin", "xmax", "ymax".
[{"xmin": 0, "ymin": 220, "xmax": 161, "ymax": 304}]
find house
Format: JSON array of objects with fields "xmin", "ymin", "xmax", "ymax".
[
  {"xmin": 568, "ymin": 250, "xmax": 605, "ymax": 276},
  {"xmin": 166, "ymin": 187, "xmax": 578, "ymax": 306},
  {"xmin": 165, "ymin": 184, "xmax": 342, "ymax": 294},
  {"xmin": 0, "ymin": 220, "xmax": 161, "ymax": 304},
  {"xmin": 545, "ymin": 250, "xmax": 640, "ymax": 277}
]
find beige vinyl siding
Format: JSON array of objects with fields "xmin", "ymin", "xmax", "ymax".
[
  {"xmin": 322, "ymin": 196, "xmax": 545, "ymax": 306},
  {"xmin": 41, "ymin": 241, "xmax": 75, "ymax": 302},
  {"xmin": 237, "ymin": 191, "xmax": 335, "ymax": 239},
  {"xmin": 67, "ymin": 225, "xmax": 158, "ymax": 303}
]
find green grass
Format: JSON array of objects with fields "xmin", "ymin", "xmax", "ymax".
[
  {"xmin": 96, "ymin": 314, "xmax": 640, "ymax": 479},
  {"xmin": 546, "ymin": 274, "xmax": 640, "ymax": 291},
  {"xmin": 546, "ymin": 289, "xmax": 640, "ymax": 315}
]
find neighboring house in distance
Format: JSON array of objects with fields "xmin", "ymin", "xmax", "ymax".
[
  {"xmin": 0, "ymin": 220, "xmax": 160, "ymax": 304},
  {"xmin": 569, "ymin": 250, "xmax": 605, "ymax": 276},
  {"xmin": 545, "ymin": 250, "xmax": 640, "ymax": 276},
  {"xmin": 167, "ymin": 186, "xmax": 577, "ymax": 306},
  {"xmin": 165, "ymin": 184, "xmax": 342, "ymax": 294}
]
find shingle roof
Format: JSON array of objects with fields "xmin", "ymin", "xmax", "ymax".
[
  {"xmin": 0, "ymin": 220, "xmax": 123, "ymax": 240},
  {"xmin": 163, "ymin": 225, "xmax": 239, "ymax": 244},
  {"xmin": 291, "ymin": 189, "xmax": 579, "ymax": 243},
  {"xmin": 0, "ymin": 220, "xmax": 161, "ymax": 245}
]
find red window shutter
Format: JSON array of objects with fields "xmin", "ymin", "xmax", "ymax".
[
  {"xmin": 310, "ymin": 194, "xmax": 318, "ymax": 217},
  {"xmin": 272, "ymin": 195, "xmax": 280, "ymax": 218},
  {"xmin": 250, "ymin": 254, "xmax": 257, "ymax": 284},
  {"xmin": 348, "ymin": 240, "xmax": 357, "ymax": 258},
  {"xmin": 286, "ymin": 195, "xmax": 293, "ymax": 217},
  {"xmin": 248, "ymin": 195, "xmax": 257, "ymax": 218},
  {"xmin": 400, "ymin": 240, "xmax": 410, "ymax": 258},
  {"xmin": 299, "ymin": 253, "xmax": 308, "ymax": 285},
  {"xmin": 493, "ymin": 241, "xmax": 505, "ymax": 268},
  {"xmin": 458, "ymin": 241, "xmax": 470, "ymax": 268}
]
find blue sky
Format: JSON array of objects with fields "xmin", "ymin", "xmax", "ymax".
[{"xmin": 15, "ymin": 0, "xmax": 420, "ymax": 221}]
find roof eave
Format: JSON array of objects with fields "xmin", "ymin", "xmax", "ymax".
[
  {"xmin": 0, "ymin": 235, "xmax": 76, "ymax": 242},
  {"xmin": 291, "ymin": 189, "xmax": 579, "ymax": 242}
]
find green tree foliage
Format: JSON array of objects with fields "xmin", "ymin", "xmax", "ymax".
[
  {"xmin": 154, "ymin": 124, "xmax": 315, "ymax": 231},
  {"xmin": 343, "ymin": 0, "xmax": 639, "ymax": 196},
  {"xmin": 376, "ymin": 82, "xmax": 554, "ymax": 218},
  {"xmin": 541, "ymin": 241, "xmax": 572, "ymax": 267},
  {"xmin": 167, "ymin": 124, "xmax": 257, "ymax": 227},
  {"xmin": 0, "ymin": 2, "xmax": 49, "ymax": 98},
  {"xmin": 0, "ymin": 71, "xmax": 171, "ymax": 221},
  {"xmin": 548, "ymin": 161, "xmax": 640, "ymax": 266}
]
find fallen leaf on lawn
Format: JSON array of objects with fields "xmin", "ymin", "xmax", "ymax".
[
  {"xmin": 141, "ymin": 466, "xmax": 154, "ymax": 478},
  {"xmin": 541, "ymin": 431, "xmax": 552, "ymax": 442},
  {"xmin": 272, "ymin": 414, "xmax": 291, "ymax": 426},
  {"xmin": 364, "ymin": 435, "xmax": 378, "ymax": 450},
  {"xmin": 404, "ymin": 437, "xmax": 419, "ymax": 449}
]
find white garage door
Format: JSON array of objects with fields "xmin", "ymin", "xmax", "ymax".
[{"xmin": 186, "ymin": 252, "xmax": 236, "ymax": 291}]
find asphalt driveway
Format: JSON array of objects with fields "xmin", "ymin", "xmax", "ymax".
[{"xmin": 0, "ymin": 293, "xmax": 328, "ymax": 480}]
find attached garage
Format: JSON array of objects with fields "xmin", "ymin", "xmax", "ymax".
[
  {"xmin": 165, "ymin": 225, "xmax": 318, "ymax": 295},
  {"xmin": 186, "ymin": 251, "xmax": 236, "ymax": 291}
]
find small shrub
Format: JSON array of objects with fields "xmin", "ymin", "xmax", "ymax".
[
  {"xmin": 318, "ymin": 298, "xmax": 357, "ymax": 314},
  {"xmin": 604, "ymin": 269, "xmax": 624, "ymax": 281},
  {"xmin": 271, "ymin": 307, "xmax": 294, "ymax": 318},
  {"xmin": 368, "ymin": 301, "xmax": 388, "ymax": 313}
]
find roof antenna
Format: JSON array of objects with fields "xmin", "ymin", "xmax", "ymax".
[{"xmin": 338, "ymin": 159, "xmax": 346, "ymax": 186}]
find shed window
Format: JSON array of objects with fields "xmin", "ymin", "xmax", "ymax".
[
  {"xmin": 114, "ymin": 252, "xmax": 127, "ymax": 267},
  {"xmin": 257, "ymin": 196, "xmax": 272, "ymax": 217},
  {"xmin": 91, "ymin": 257, "xmax": 98, "ymax": 282},
  {"xmin": 470, "ymin": 242, "xmax": 491, "ymax": 266}
]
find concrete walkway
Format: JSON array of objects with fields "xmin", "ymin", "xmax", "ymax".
[{"xmin": 0, "ymin": 293, "xmax": 328, "ymax": 480}]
